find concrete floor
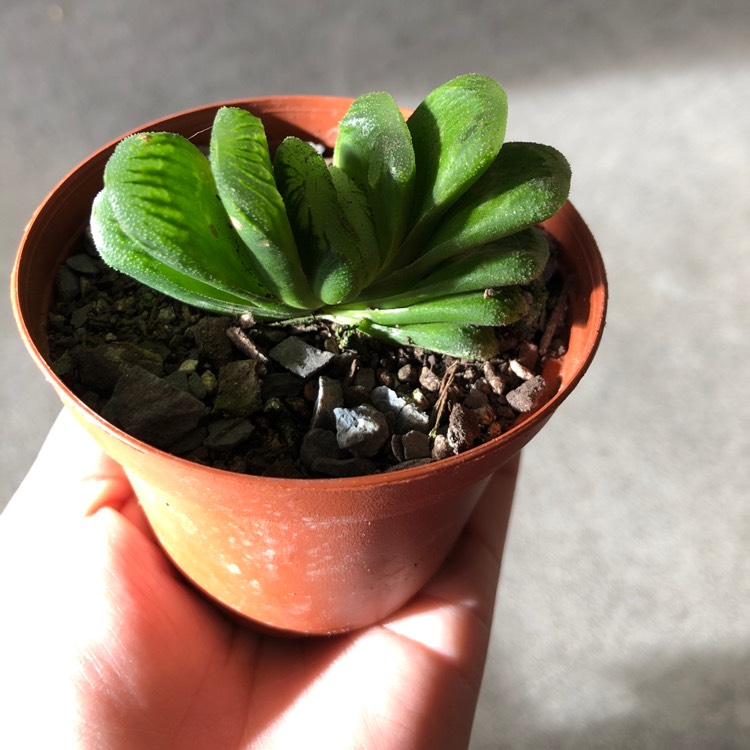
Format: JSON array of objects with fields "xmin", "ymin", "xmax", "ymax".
[{"xmin": 2, "ymin": 1, "xmax": 750, "ymax": 747}]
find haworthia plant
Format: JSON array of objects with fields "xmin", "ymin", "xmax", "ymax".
[{"xmin": 91, "ymin": 74, "xmax": 571, "ymax": 359}]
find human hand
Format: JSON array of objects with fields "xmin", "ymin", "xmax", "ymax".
[{"xmin": 0, "ymin": 409, "xmax": 519, "ymax": 750}]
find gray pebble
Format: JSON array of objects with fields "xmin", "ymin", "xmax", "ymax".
[
  {"xmin": 506, "ymin": 375, "xmax": 547, "ymax": 412},
  {"xmin": 213, "ymin": 360, "xmax": 262, "ymax": 416},
  {"xmin": 311, "ymin": 376, "xmax": 344, "ymax": 429},
  {"xmin": 102, "ymin": 365, "xmax": 208, "ymax": 449},
  {"xmin": 204, "ymin": 418, "xmax": 255, "ymax": 450},
  {"xmin": 300, "ymin": 428, "xmax": 342, "ymax": 469},
  {"xmin": 401, "ymin": 430, "xmax": 432, "ymax": 461},
  {"xmin": 334, "ymin": 403, "xmax": 389, "ymax": 457},
  {"xmin": 268, "ymin": 336, "xmax": 335, "ymax": 378}
]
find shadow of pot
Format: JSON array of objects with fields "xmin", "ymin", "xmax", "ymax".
[{"xmin": 11, "ymin": 96, "xmax": 607, "ymax": 635}]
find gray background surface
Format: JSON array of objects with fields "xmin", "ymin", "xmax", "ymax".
[{"xmin": 2, "ymin": 1, "xmax": 749, "ymax": 747}]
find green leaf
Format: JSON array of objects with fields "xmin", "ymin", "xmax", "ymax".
[
  {"xmin": 400, "ymin": 74, "xmax": 508, "ymax": 264},
  {"xmin": 103, "ymin": 131, "xmax": 269, "ymax": 297},
  {"xmin": 333, "ymin": 92, "xmax": 415, "ymax": 265},
  {"xmin": 91, "ymin": 191, "xmax": 296, "ymax": 318},
  {"xmin": 274, "ymin": 137, "xmax": 364, "ymax": 306},
  {"xmin": 421, "ymin": 142, "xmax": 571, "ymax": 260},
  {"xmin": 328, "ymin": 166, "xmax": 381, "ymax": 286},
  {"xmin": 339, "ymin": 287, "xmax": 527, "ymax": 326},
  {"xmin": 360, "ymin": 228, "xmax": 549, "ymax": 305},
  {"xmin": 210, "ymin": 107, "xmax": 319, "ymax": 310},
  {"xmin": 358, "ymin": 320, "xmax": 499, "ymax": 360}
]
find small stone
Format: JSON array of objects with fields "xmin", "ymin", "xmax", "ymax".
[
  {"xmin": 419, "ymin": 367, "xmax": 441, "ymax": 393},
  {"xmin": 509, "ymin": 359, "xmax": 535, "ymax": 381},
  {"xmin": 178, "ymin": 358, "xmax": 199, "ymax": 374},
  {"xmin": 410, "ymin": 388, "xmax": 430, "ymax": 410},
  {"xmin": 102, "ymin": 366, "xmax": 208, "ymax": 449},
  {"xmin": 322, "ymin": 337, "xmax": 339, "ymax": 355},
  {"xmin": 163, "ymin": 370, "xmax": 190, "ymax": 393},
  {"xmin": 169, "ymin": 425, "xmax": 208, "ymax": 455},
  {"xmin": 203, "ymin": 418, "xmax": 255, "ymax": 450},
  {"xmin": 55, "ymin": 265, "xmax": 80, "ymax": 302},
  {"xmin": 47, "ymin": 312, "xmax": 65, "ymax": 331},
  {"xmin": 483, "ymin": 361, "xmax": 507, "ymax": 396},
  {"xmin": 261, "ymin": 372, "xmax": 304, "ymax": 399},
  {"xmin": 201, "ymin": 370, "xmax": 218, "ymax": 395},
  {"xmin": 65, "ymin": 253, "xmax": 101, "ymax": 275},
  {"xmin": 187, "ymin": 372, "xmax": 207, "ymax": 400},
  {"xmin": 353, "ymin": 367, "xmax": 376, "ymax": 391},
  {"xmin": 486, "ymin": 422, "xmax": 503, "ymax": 439},
  {"xmin": 506, "ymin": 375, "xmax": 547, "ymax": 413},
  {"xmin": 70, "ymin": 304, "xmax": 92, "ymax": 329},
  {"xmin": 432, "ymin": 434, "xmax": 454, "ymax": 461},
  {"xmin": 51, "ymin": 350, "xmax": 76, "ymax": 378},
  {"xmin": 398, "ymin": 397, "xmax": 431, "ymax": 433},
  {"xmin": 113, "ymin": 296, "xmax": 136, "ymax": 315},
  {"xmin": 213, "ymin": 360, "xmax": 262, "ymax": 416},
  {"xmin": 343, "ymin": 384, "xmax": 369, "ymax": 407},
  {"xmin": 473, "ymin": 403, "xmax": 497, "ymax": 426},
  {"xmin": 76, "ymin": 342, "xmax": 164, "ymax": 393},
  {"xmin": 334, "ymin": 403, "xmax": 389, "ymax": 457},
  {"xmin": 516, "ymin": 342, "xmax": 540, "ymax": 372},
  {"xmin": 268, "ymin": 336, "xmax": 335, "ymax": 378},
  {"xmin": 370, "ymin": 385, "xmax": 403, "ymax": 414},
  {"xmin": 447, "ymin": 403, "xmax": 481, "ymax": 453},
  {"xmin": 300, "ymin": 428, "xmax": 342, "ymax": 469},
  {"xmin": 238, "ymin": 311, "xmax": 256, "ymax": 329},
  {"xmin": 397, "ymin": 364, "xmax": 418, "ymax": 384},
  {"xmin": 391, "ymin": 434, "xmax": 404, "ymax": 462},
  {"xmin": 401, "ymin": 430, "xmax": 432, "ymax": 461},
  {"xmin": 376, "ymin": 369, "xmax": 395, "ymax": 388},
  {"xmin": 370, "ymin": 385, "xmax": 430, "ymax": 434},
  {"xmin": 156, "ymin": 306, "xmax": 177, "ymax": 324},
  {"xmin": 190, "ymin": 316, "xmax": 233, "ymax": 364},
  {"xmin": 285, "ymin": 397, "xmax": 310, "ymax": 420},
  {"xmin": 303, "ymin": 379, "xmax": 319, "ymax": 401},
  {"xmin": 311, "ymin": 376, "xmax": 344, "ymax": 429},
  {"xmin": 385, "ymin": 458, "xmax": 433, "ymax": 472},
  {"xmin": 463, "ymin": 387, "xmax": 489, "ymax": 409}
]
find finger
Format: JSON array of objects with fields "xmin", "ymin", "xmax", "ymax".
[{"xmin": 4, "ymin": 408, "xmax": 134, "ymax": 525}]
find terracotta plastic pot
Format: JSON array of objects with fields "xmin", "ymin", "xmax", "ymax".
[{"xmin": 11, "ymin": 96, "xmax": 607, "ymax": 635}]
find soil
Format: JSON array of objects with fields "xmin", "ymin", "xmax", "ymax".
[{"xmin": 47, "ymin": 228, "xmax": 570, "ymax": 478}]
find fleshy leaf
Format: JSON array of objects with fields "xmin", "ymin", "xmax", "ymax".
[
  {"xmin": 360, "ymin": 228, "xmax": 549, "ymax": 305},
  {"xmin": 420, "ymin": 142, "xmax": 571, "ymax": 260},
  {"xmin": 328, "ymin": 166, "xmax": 381, "ymax": 286},
  {"xmin": 103, "ymin": 131, "xmax": 269, "ymax": 297},
  {"xmin": 333, "ymin": 92, "xmax": 415, "ymax": 265},
  {"xmin": 338, "ymin": 287, "xmax": 527, "ymax": 326},
  {"xmin": 400, "ymin": 74, "xmax": 508, "ymax": 264},
  {"xmin": 91, "ymin": 191, "xmax": 296, "ymax": 318},
  {"xmin": 358, "ymin": 320, "xmax": 499, "ymax": 360},
  {"xmin": 210, "ymin": 107, "xmax": 318, "ymax": 309},
  {"xmin": 274, "ymin": 137, "xmax": 364, "ymax": 306}
]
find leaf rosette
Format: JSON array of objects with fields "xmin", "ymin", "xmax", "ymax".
[{"xmin": 91, "ymin": 74, "xmax": 571, "ymax": 359}]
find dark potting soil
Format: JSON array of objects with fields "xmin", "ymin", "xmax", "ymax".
[{"xmin": 47, "ymin": 228, "xmax": 571, "ymax": 479}]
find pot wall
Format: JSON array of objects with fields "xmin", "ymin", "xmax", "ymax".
[{"xmin": 12, "ymin": 97, "xmax": 607, "ymax": 634}]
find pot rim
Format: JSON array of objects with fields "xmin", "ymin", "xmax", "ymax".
[{"xmin": 11, "ymin": 96, "xmax": 607, "ymax": 490}]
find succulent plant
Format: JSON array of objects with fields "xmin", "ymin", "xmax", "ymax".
[{"xmin": 91, "ymin": 74, "xmax": 570, "ymax": 359}]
